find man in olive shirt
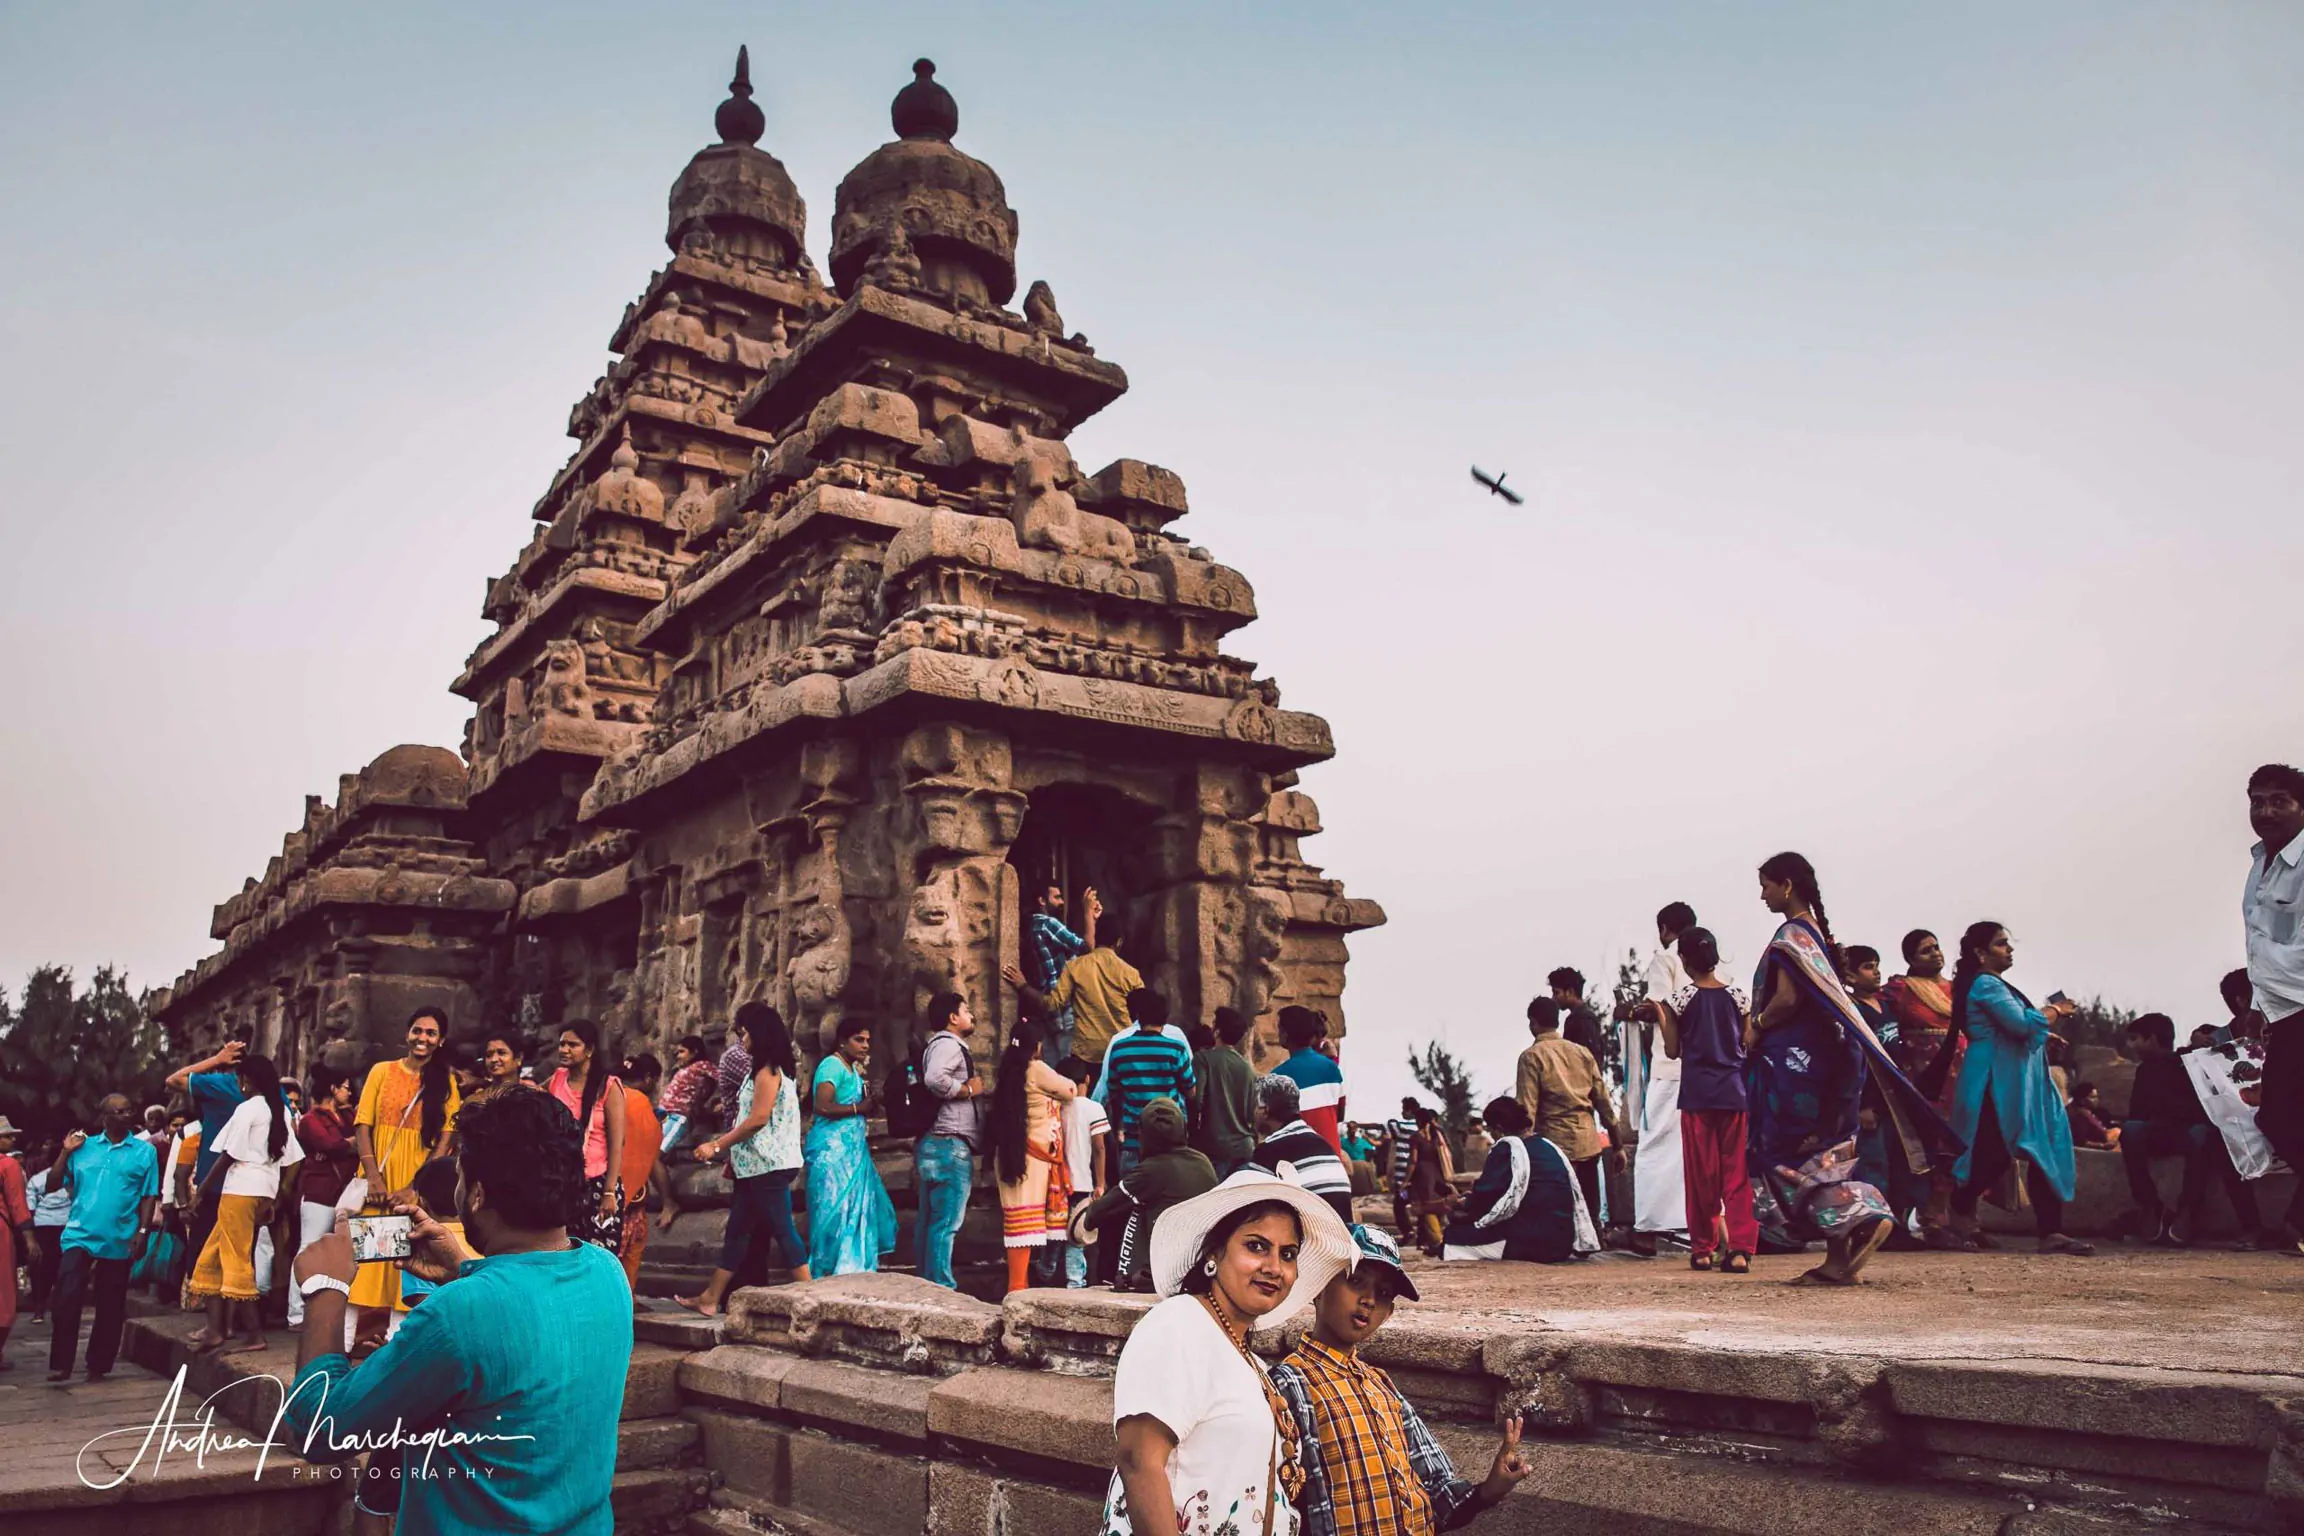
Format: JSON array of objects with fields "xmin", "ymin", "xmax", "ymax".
[
  {"xmin": 1516, "ymin": 998, "xmax": 1617, "ymax": 1225},
  {"xmin": 1192, "ymin": 1007, "xmax": 1259, "ymax": 1178},
  {"xmin": 1004, "ymin": 918, "xmax": 1144, "ymax": 1066}
]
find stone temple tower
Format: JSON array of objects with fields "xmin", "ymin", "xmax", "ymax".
[
  {"xmin": 579, "ymin": 56, "xmax": 1383, "ymax": 1074},
  {"xmin": 154, "ymin": 53, "xmax": 1381, "ymax": 1086}
]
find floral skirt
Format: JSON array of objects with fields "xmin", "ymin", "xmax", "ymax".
[
  {"xmin": 1752, "ymin": 1138, "xmax": 1893, "ymax": 1248},
  {"xmin": 575, "ymin": 1174, "xmax": 627, "ymax": 1252}
]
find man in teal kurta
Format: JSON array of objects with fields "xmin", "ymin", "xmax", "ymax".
[{"xmin": 284, "ymin": 1084, "xmax": 631, "ymax": 1533}]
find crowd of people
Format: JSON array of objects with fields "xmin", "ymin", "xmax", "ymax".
[{"xmin": 2, "ymin": 763, "xmax": 2296, "ymax": 1534}]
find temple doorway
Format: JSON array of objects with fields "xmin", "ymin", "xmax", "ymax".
[{"xmin": 1004, "ymin": 783, "xmax": 1157, "ymax": 967}]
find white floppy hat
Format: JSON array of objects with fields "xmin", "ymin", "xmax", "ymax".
[{"xmin": 1148, "ymin": 1164, "xmax": 1356, "ymax": 1331}]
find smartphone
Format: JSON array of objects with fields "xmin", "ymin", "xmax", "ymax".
[
  {"xmin": 2046, "ymin": 990, "xmax": 2071, "ymax": 1007},
  {"xmin": 347, "ymin": 1214, "xmax": 413, "ymax": 1263}
]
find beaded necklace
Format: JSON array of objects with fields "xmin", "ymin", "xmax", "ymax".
[{"xmin": 1195, "ymin": 1291, "xmax": 1306, "ymax": 1504}]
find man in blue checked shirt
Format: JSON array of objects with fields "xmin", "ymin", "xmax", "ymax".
[{"xmin": 1026, "ymin": 881, "xmax": 1096, "ymax": 1062}]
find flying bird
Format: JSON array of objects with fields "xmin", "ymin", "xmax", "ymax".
[{"xmin": 1470, "ymin": 466, "xmax": 1525, "ymax": 506}]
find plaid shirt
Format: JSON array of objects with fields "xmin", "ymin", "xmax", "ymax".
[
  {"xmin": 1026, "ymin": 911, "xmax": 1088, "ymax": 991},
  {"xmin": 1271, "ymin": 1337, "xmax": 1476, "ymax": 1536}
]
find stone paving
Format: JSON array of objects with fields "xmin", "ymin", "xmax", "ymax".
[
  {"xmin": 0, "ymin": 1313, "xmax": 329, "ymax": 1535},
  {"xmin": 1389, "ymin": 1242, "xmax": 2304, "ymax": 1378}
]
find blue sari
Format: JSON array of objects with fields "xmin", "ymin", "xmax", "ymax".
[
  {"xmin": 1749, "ymin": 919, "xmax": 1962, "ymax": 1244},
  {"xmin": 803, "ymin": 1056, "xmax": 897, "ymax": 1276}
]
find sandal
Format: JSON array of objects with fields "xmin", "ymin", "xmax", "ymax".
[
  {"xmin": 1689, "ymin": 1251, "xmax": 1715, "ymax": 1271},
  {"xmin": 2039, "ymin": 1233, "xmax": 2095, "ymax": 1257},
  {"xmin": 1720, "ymin": 1250, "xmax": 1751, "ymax": 1275}
]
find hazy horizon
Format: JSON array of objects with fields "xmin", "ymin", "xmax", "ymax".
[{"xmin": 3, "ymin": 3, "xmax": 2299, "ymax": 1112}]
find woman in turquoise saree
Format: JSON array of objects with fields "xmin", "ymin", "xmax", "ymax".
[
  {"xmin": 1749, "ymin": 853, "xmax": 1963, "ymax": 1282},
  {"xmin": 804, "ymin": 1021, "xmax": 898, "ymax": 1276}
]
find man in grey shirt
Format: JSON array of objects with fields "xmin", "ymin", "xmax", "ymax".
[{"xmin": 915, "ymin": 991, "xmax": 984, "ymax": 1288}]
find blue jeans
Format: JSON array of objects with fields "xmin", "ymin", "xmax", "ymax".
[
  {"xmin": 722, "ymin": 1169, "xmax": 806, "ymax": 1274},
  {"xmin": 916, "ymin": 1136, "xmax": 974, "ymax": 1289},
  {"xmin": 1063, "ymin": 1194, "xmax": 1091, "ymax": 1287}
]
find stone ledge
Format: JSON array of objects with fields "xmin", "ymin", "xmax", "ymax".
[
  {"xmin": 1885, "ymin": 1357, "xmax": 2283, "ymax": 1448},
  {"xmin": 927, "ymin": 1367, "xmax": 1114, "ymax": 1468},
  {"xmin": 723, "ymin": 1271, "xmax": 1003, "ymax": 1375}
]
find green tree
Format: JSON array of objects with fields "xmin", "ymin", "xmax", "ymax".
[
  {"xmin": 2064, "ymin": 995, "xmax": 2138, "ymax": 1054},
  {"xmin": 1598, "ymin": 947, "xmax": 1646, "ymax": 1080},
  {"xmin": 0, "ymin": 965, "xmax": 172, "ymax": 1143},
  {"xmin": 1408, "ymin": 1041, "xmax": 1478, "ymax": 1145}
]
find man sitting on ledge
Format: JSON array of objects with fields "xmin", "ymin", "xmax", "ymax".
[{"xmin": 285, "ymin": 1084, "xmax": 633, "ymax": 1534}]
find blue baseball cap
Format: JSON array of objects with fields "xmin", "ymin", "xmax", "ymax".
[{"xmin": 1347, "ymin": 1223, "xmax": 1420, "ymax": 1301}]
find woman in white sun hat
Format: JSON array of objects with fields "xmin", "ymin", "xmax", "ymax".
[{"xmin": 1102, "ymin": 1164, "xmax": 1355, "ymax": 1536}]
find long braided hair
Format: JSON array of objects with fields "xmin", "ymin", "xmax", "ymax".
[
  {"xmin": 239, "ymin": 1053, "xmax": 290, "ymax": 1161},
  {"xmin": 560, "ymin": 1017, "xmax": 611, "ymax": 1139},
  {"xmin": 1759, "ymin": 851, "xmax": 1843, "ymax": 976},
  {"xmin": 1919, "ymin": 920, "xmax": 2001, "ymax": 1101},
  {"xmin": 408, "ymin": 1008, "xmax": 454, "ymax": 1150}
]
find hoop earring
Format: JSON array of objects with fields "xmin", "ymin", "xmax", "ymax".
[{"xmin": 1202, "ymin": 1257, "xmax": 1218, "ymax": 1277}]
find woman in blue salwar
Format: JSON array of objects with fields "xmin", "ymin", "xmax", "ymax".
[
  {"xmin": 1748, "ymin": 852, "xmax": 1963, "ymax": 1283},
  {"xmin": 804, "ymin": 1020, "xmax": 898, "ymax": 1276},
  {"xmin": 1932, "ymin": 921, "xmax": 2093, "ymax": 1255}
]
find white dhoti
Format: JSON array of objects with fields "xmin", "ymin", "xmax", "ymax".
[{"xmin": 1632, "ymin": 1054, "xmax": 1686, "ymax": 1234}]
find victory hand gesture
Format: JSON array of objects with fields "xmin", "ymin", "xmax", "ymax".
[{"xmin": 1480, "ymin": 1416, "xmax": 1531, "ymax": 1504}]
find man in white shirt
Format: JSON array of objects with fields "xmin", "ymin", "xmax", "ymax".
[
  {"xmin": 1619, "ymin": 902, "xmax": 1697, "ymax": 1254},
  {"xmin": 2243, "ymin": 763, "xmax": 2304, "ymax": 1253}
]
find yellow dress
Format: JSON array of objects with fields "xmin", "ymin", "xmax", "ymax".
[{"xmin": 348, "ymin": 1059, "xmax": 460, "ymax": 1311}]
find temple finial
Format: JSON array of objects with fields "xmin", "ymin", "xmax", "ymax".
[
  {"xmin": 891, "ymin": 58, "xmax": 958, "ymax": 142},
  {"xmin": 715, "ymin": 45, "xmax": 766, "ymax": 146}
]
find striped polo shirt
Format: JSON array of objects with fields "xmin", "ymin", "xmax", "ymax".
[
  {"xmin": 1275, "ymin": 1048, "xmax": 1346, "ymax": 1154},
  {"xmin": 1251, "ymin": 1119, "xmax": 1354, "ymax": 1221},
  {"xmin": 1101, "ymin": 1023, "xmax": 1195, "ymax": 1157}
]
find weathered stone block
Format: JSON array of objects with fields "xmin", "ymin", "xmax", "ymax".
[
  {"xmin": 785, "ymin": 1426, "xmax": 929, "ymax": 1531},
  {"xmin": 621, "ymin": 1343, "xmax": 686, "ymax": 1420},
  {"xmin": 1884, "ymin": 1358, "xmax": 2277, "ymax": 1447},
  {"xmin": 927, "ymin": 1367, "xmax": 1115, "ymax": 1467},
  {"xmin": 685, "ymin": 1408, "xmax": 792, "ymax": 1503},
  {"xmin": 928, "ymin": 1462, "xmax": 1105, "ymax": 1536},
  {"xmin": 678, "ymin": 1343, "xmax": 797, "ymax": 1412},
  {"xmin": 781, "ymin": 1355, "xmax": 936, "ymax": 1442},
  {"xmin": 615, "ymin": 1415, "xmax": 700, "ymax": 1471},
  {"xmin": 1000, "ymin": 1284, "xmax": 1154, "ymax": 1373},
  {"xmin": 725, "ymin": 1271, "xmax": 1004, "ymax": 1374}
]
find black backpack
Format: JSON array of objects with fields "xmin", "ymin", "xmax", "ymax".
[{"xmin": 883, "ymin": 1039, "xmax": 941, "ymax": 1139}]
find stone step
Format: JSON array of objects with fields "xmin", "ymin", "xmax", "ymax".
[
  {"xmin": 612, "ymin": 1465, "xmax": 714, "ymax": 1535},
  {"xmin": 688, "ymin": 1487, "xmax": 854, "ymax": 1536},
  {"xmin": 617, "ymin": 1414, "xmax": 703, "ymax": 1471},
  {"xmin": 624, "ymin": 1341, "xmax": 689, "ymax": 1420},
  {"xmin": 635, "ymin": 1305, "xmax": 726, "ymax": 1351}
]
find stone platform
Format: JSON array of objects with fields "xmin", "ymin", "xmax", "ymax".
[
  {"xmin": 675, "ymin": 1250, "xmax": 2304, "ymax": 1536},
  {"xmin": 0, "ymin": 1312, "xmax": 331, "ymax": 1536}
]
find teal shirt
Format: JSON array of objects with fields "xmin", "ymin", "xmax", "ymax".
[
  {"xmin": 280, "ymin": 1241, "xmax": 632, "ymax": 1535},
  {"xmin": 61, "ymin": 1132, "xmax": 160, "ymax": 1260}
]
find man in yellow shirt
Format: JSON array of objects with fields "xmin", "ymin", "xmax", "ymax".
[{"xmin": 1005, "ymin": 917, "xmax": 1143, "ymax": 1066}]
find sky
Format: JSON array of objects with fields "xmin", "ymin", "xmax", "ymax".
[{"xmin": 2, "ymin": 3, "xmax": 2299, "ymax": 1114}]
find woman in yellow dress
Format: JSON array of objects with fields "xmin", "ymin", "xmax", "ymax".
[{"xmin": 349, "ymin": 1008, "xmax": 459, "ymax": 1347}]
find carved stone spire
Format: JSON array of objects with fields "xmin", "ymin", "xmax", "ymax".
[{"xmin": 716, "ymin": 45, "xmax": 766, "ymax": 146}]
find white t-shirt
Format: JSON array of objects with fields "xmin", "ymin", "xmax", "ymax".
[
  {"xmin": 1102, "ymin": 1294, "xmax": 1296, "ymax": 1536},
  {"xmin": 210, "ymin": 1096, "xmax": 306, "ymax": 1198},
  {"xmin": 1062, "ymin": 1095, "xmax": 1109, "ymax": 1192}
]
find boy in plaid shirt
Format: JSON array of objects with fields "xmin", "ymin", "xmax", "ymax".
[{"xmin": 1270, "ymin": 1226, "xmax": 1530, "ymax": 1536}]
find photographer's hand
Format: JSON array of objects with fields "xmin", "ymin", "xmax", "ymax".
[{"xmin": 389, "ymin": 1192, "xmax": 477, "ymax": 1283}]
